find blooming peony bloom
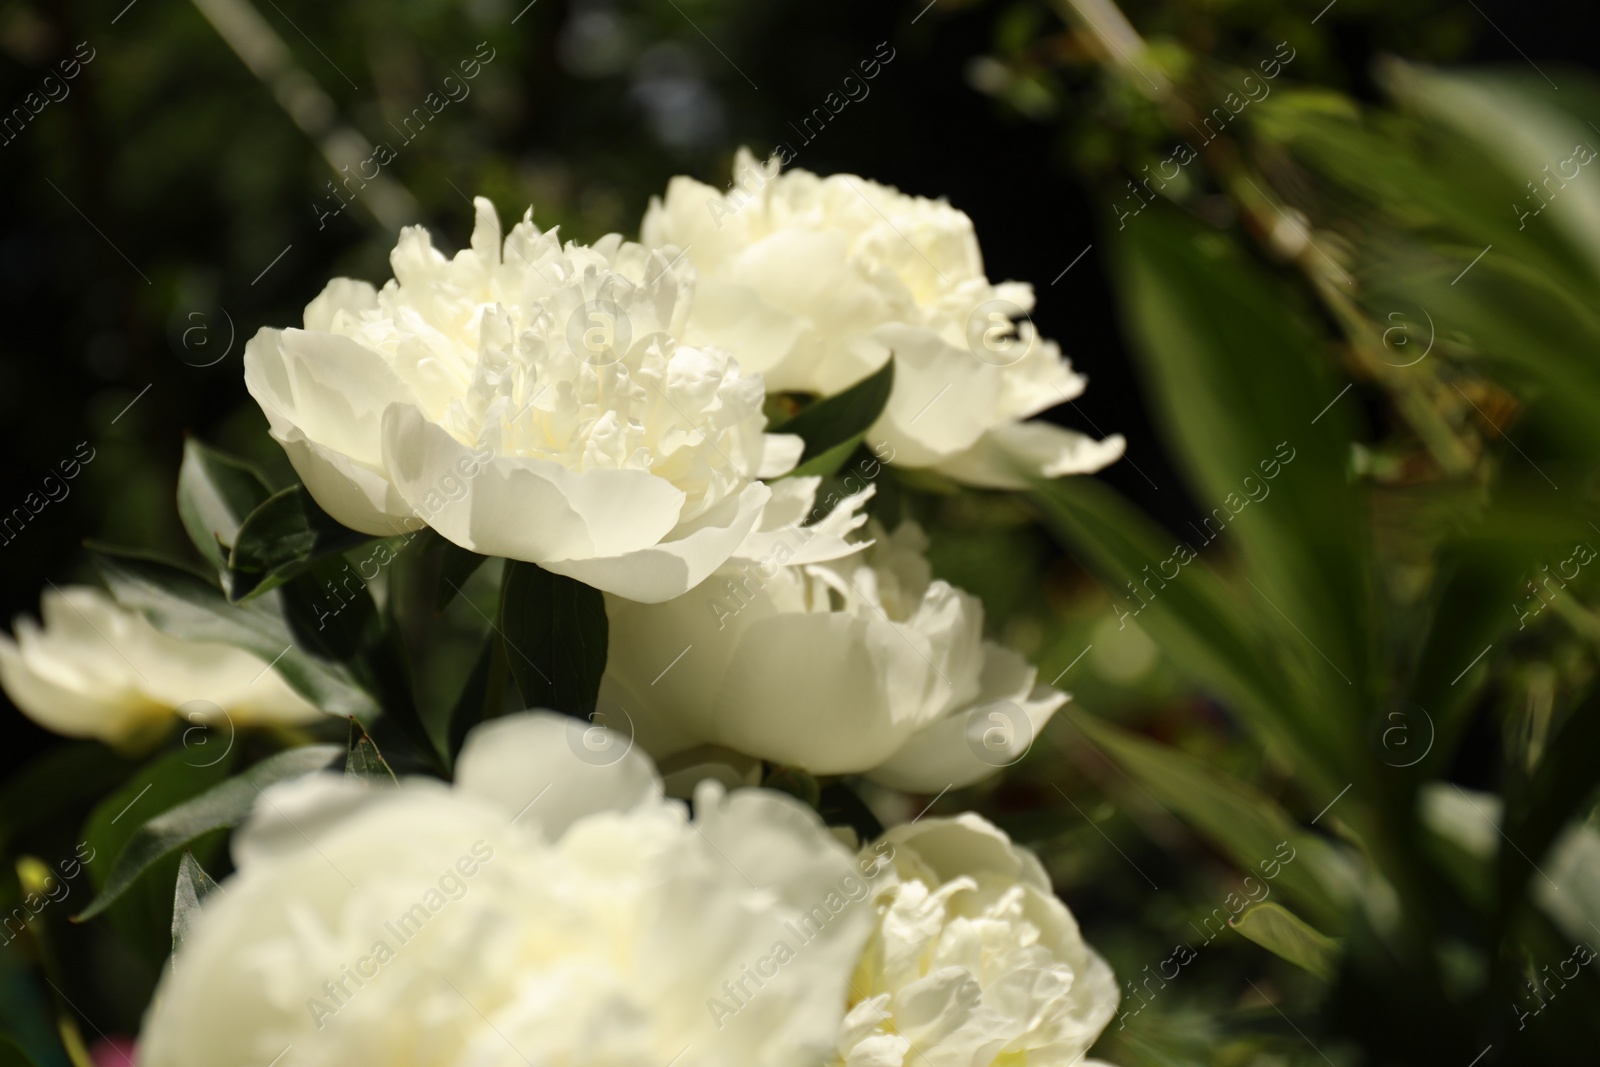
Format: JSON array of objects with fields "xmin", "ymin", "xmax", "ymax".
[
  {"xmin": 601, "ymin": 520, "xmax": 1066, "ymax": 790},
  {"xmin": 137, "ymin": 713, "xmax": 874, "ymax": 1067},
  {"xmin": 838, "ymin": 815, "xmax": 1119, "ymax": 1067},
  {"xmin": 0, "ymin": 585, "xmax": 319, "ymax": 745},
  {"xmin": 640, "ymin": 150, "xmax": 1124, "ymax": 488},
  {"xmin": 244, "ymin": 197, "xmax": 804, "ymax": 603}
]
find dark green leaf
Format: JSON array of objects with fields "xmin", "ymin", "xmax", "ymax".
[
  {"xmin": 447, "ymin": 634, "xmax": 502, "ymax": 760},
  {"xmin": 0, "ymin": 744, "xmax": 135, "ymax": 854},
  {"xmin": 500, "ymin": 562, "xmax": 608, "ymax": 717},
  {"xmin": 0, "ymin": 939, "xmax": 68, "ymax": 1067},
  {"xmin": 0, "ymin": 1037, "xmax": 40, "ymax": 1067},
  {"xmin": 1030, "ymin": 478, "xmax": 1328, "ymax": 778},
  {"xmin": 91, "ymin": 547, "xmax": 378, "ymax": 720},
  {"xmin": 226, "ymin": 485, "xmax": 376, "ymax": 601},
  {"xmin": 1232, "ymin": 901, "xmax": 1341, "ymax": 980},
  {"xmin": 1110, "ymin": 208, "xmax": 1370, "ymax": 741},
  {"xmin": 1068, "ymin": 711, "xmax": 1354, "ymax": 931},
  {"xmin": 434, "ymin": 539, "xmax": 489, "ymax": 614},
  {"xmin": 76, "ymin": 745, "xmax": 340, "ymax": 922},
  {"xmin": 176, "ymin": 439, "xmax": 273, "ymax": 578},
  {"xmin": 345, "ymin": 719, "xmax": 398, "ymax": 784},
  {"xmin": 774, "ymin": 358, "xmax": 894, "ymax": 475},
  {"xmin": 78, "ymin": 745, "xmax": 237, "ymax": 959},
  {"xmin": 171, "ymin": 849, "xmax": 221, "ymax": 957}
]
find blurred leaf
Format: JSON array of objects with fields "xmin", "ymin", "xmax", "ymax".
[
  {"xmin": 1501, "ymin": 683, "xmax": 1600, "ymax": 914},
  {"xmin": 78, "ymin": 745, "xmax": 237, "ymax": 959},
  {"xmin": 1232, "ymin": 901, "xmax": 1341, "ymax": 980},
  {"xmin": 91, "ymin": 547, "xmax": 378, "ymax": 720},
  {"xmin": 1069, "ymin": 711, "xmax": 1353, "ymax": 930},
  {"xmin": 0, "ymin": 1036, "xmax": 41, "ymax": 1067},
  {"xmin": 434, "ymin": 540, "xmax": 489, "ymax": 614},
  {"xmin": 0, "ymin": 940, "xmax": 65, "ymax": 1067},
  {"xmin": 1109, "ymin": 207, "xmax": 1369, "ymax": 746},
  {"xmin": 344, "ymin": 719, "xmax": 397, "ymax": 784},
  {"xmin": 1383, "ymin": 62, "xmax": 1600, "ymax": 289},
  {"xmin": 1030, "ymin": 478, "xmax": 1322, "ymax": 773},
  {"xmin": 500, "ymin": 563, "xmax": 607, "ymax": 717},
  {"xmin": 0, "ymin": 949, "xmax": 66, "ymax": 1067},
  {"xmin": 226, "ymin": 485, "xmax": 376, "ymax": 602},
  {"xmin": 446, "ymin": 635, "xmax": 500, "ymax": 760},
  {"xmin": 777, "ymin": 359, "xmax": 895, "ymax": 477},
  {"xmin": 76, "ymin": 745, "xmax": 340, "ymax": 923},
  {"xmin": 170, "ymin": 849, "xmax": 220, "ymax": 957},
  {"xmin": 176, "ymin": 439, "xmax": 272, "ymax": 579},
  {"xmin": 0, "ymin": 745, "xmax": 135, "ymax": 854}
]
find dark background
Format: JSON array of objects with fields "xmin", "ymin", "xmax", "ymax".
[{"xmin": 0, "ymin": 0, "xmax": 1595, "ymax": 775}]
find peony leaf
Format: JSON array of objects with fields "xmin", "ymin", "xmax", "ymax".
[
  {"xmin": 0, "ymin": 1038, "xmax": 40, "ymax": 1067},
  {"xmin": 1068, "ymin": 711, "xmax": 1355, "ymax": 933},
  {"xmin": 446, "ymin": 635, "xmax": 501, "ymax": 761},
  {"xmin": 176, "ymin": 439, "xmax": 273, "ymax": 581},
  {"xmin": 170, "ymin": 849, "xmax": 222, "ymax": 958},
  {"xmin": 776, "ymin": 358, "xmax": 895, "ymax": 477},
  {"xmin": 0, "ymin": 931, "xmax": 69, "ymax": 1067},
  {"xmin": 226, "ymin": 485, "xmax": 377, "ymax": 602},
  {"xmin": 91, "ymin": 546, "xmax": 379, "ymax": 720},
  {"xmin": 1030, "ymin": 477, "xmax": 1327, "ymax": 779},
  {"xmin": 76, "ymin": 745, "xmax": 341, "ymax": 923},
  {"xmin": 1231, "ymin": 901, "xmax": 1341, "ymax": 980},
  {"xmin": 1110, "ymin": 209, "xmax": 1369, "ymax": 750},
  {"xmin": 344, "ymin": 718, "xmax": 398, "ymax": 784},
  {"xmin": 500, "ymin": 562, "xmax": 608, "ymax": 718},
  {"xmin": 77, "ymin": 744, "xmax": 237, "ymax": 962}
]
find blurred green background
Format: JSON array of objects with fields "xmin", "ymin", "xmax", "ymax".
[{"xmin": 5, "ymin": 0, "xmax": 1600, "ymax": 1064}]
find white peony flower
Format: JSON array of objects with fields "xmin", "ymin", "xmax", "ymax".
[
  {"xmin": 0, "ymin": 585, "xmax": 319, "ymax": 745},
  {"xmin": 839, "ymin": 814, "xmax": 1119, "ymax": 1067},
  {"xmin": 244, "ymin": 197, "xmax": 804, "ymax": 603},
  {"xmin": 601, "ymin": 518, "xmax": 1066, "ymax": 790},
  {"xmin": 138, "ymin": 712, "xmax": 874, "ymax": 1067},
  {"xmin": 640, "ymin": 150, "xmax": 1124, "ymax": 488}
]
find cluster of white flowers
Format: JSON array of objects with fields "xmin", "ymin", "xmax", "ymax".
[{"xmin": 3, "ymin": 160, "xmax": 1121, "ymax": 1067}]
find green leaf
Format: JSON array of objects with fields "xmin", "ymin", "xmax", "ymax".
[
  {"xmin": 0, "ymin": 1036, "xmax": 42, "ymax": 1067},
  {"xmin": 78, "ymin": 745, "xmax": 237, "ymax": 960},
  {"xmin": 0, "ymin": 744, "xmax": 135, "ymax": 855},
  {"xmin": 1069, "ymin": 711, "xmax": 1354, "ymax": 931},
  {"xmin": 176, "ymin": 439, "xmax": 273, "ymax": 578},
  {"xmin": 1109, "ymin": 208, "xmax": 1369, "ymax": 741},
  {"xmin": 774, "ymin": 359, "xmax": 894, "ymax": 476},
  {"xmin": 170, "ymin": 849, "xmax": 221, "ymax": 957},
  {"xmin": 226, "ymin": 485, "xmax": 376, "ymax": 602},
  {"xmin": 500, "ymin": 562, "xmax": 608, "ymax": 717},
  {"xmin": 345, "ymin": 719, "xmax": 398, "ymax": 784},
  {"xmin": 447, "ymin": 634, "xmax": 501, "ymax": 760},
  {"xmin": 1231, "ymin": 901, "xmax": 1341, "ymax": 980},
  {"xmin": 76, "ymin": 745, "xmax": 340, "ymax": 922},
  {"xmin": 91, "ymin": 547, "xmax": 378, "ymax": 720},
  {"xmin": 434, "ymin": 538, "xmax": 489, "ymax": 614},
  {"xmin": 0, "ymin": 948, "xmax": 68, "ymax": 1067},
  {"xmin": 1030, "ymin": 478, "xmax": 1331, "ymax": 780}
]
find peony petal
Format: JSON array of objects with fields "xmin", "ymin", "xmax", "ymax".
[
  {"xmin": 454, "ymin": 711, "xmax": 661, "ymax": 840},
  {"xmin": 933, "ymin": 421, "xmax": 1126, "ymax": 490},
  {"xmin": 706, "ymin": 612, "xmax": 921, "ymax": 773},
  {"xmin": 381, "ymin": 405, "xmax": 686, "ymax": 563},
  {"xmin": 683, "ymin": 276, "xmax": 822, "ymax": 390},
  {"xmin": 304, "ymin": 277, "xmax": 378, "ymax": 332},
  {"xmin": 868, "ymin": 644, "xmax": 1067, "ymax": 792},
  {"xmin": 879, "ymin": 813, "xmax": 1053, "ymax": 894},
  {"xmin": 869, "ymin": 324, "xmax": 1004, "ymax": 467},
  {"xmin": 758, "ymin": 432, "xmax": 805, "ymax": 479},
  {"xmin": 244, "ymin": 328, "xmax": 415, "ymax": 534},
  {"xmin": 541, "ymin": 481, "xmax": 771, "ymax": 603}
]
